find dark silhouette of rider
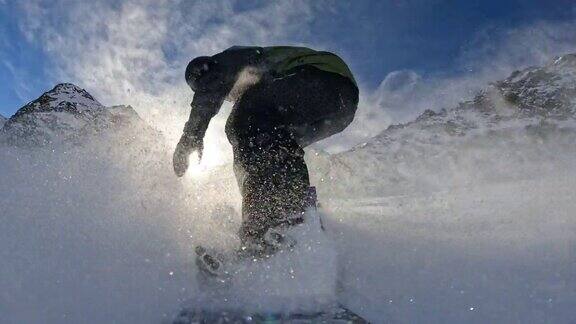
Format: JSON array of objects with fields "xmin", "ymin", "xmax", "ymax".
[{"xmin": 174, "ymin": 46, "xmax": 358, "ymax": 248}]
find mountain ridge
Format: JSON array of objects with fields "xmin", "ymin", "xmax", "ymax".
[
  {"xmin": 1, "ymin": 83, "xmax": 160, "ymax": 146},
  {"xmin": 309, "ymin": 53, "xmax": 576, "ymax": 198},
  {"xmin": 346, "ymin": 53, "xmax": 576, "ymax": 155}
]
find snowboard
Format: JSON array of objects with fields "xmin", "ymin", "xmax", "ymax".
[
  {"xmin": 174, "ymin": 187, "xmax": 369, "ymax": 323},
  {"xmin": 173, "ymin": 304, "xmax": 368, "ymax": 323}
]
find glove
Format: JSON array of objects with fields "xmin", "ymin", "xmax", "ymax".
[{"xmin": 173, "ymin": 138, "xmax": 203, "ymax": 177}]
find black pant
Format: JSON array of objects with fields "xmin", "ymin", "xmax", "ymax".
[{"xmin": 225, "ymin": 66, "xmax": 358, "ymax": 243}]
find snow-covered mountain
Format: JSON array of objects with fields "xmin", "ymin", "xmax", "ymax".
[
  {"xmin": 0, "ymin": 114, "xmax": 6, "ymax": 129},
  {"xmin": 356, "ymin": 52, "xmax": 576, "ymax": 153},
  {"xmin": 311, "ymin": 53, "xmax": 576, "ymax": 198},
  {"xmin": 1, "ymin": 83, "xmax": 161, "ymax": 146}
]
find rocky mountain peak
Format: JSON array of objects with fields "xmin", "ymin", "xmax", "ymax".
[
  {"xmin": 492, "ymin": 53, "xmax": 576, "ymax": 119},
  {"xmin": 1, "ymin": 83, "xmax": 159, "ymax": 146},
  {"xmin": 12, "ymin": 83, "xmax": 104, "ymax": 120},
  {"xmin": 50, "ymin": 83, "xmax": 98, "ymax": 103}
]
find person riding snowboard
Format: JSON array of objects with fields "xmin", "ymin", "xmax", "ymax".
[{"xmin": 174, "ymin": 46, "xmax": 358, "ymax": 253}]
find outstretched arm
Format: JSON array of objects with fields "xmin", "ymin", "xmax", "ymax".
[
  {"xmin": 173, "ymin": 92, "xmax": 225, "ymax": 177},
  {"xmin": 174, "ymin": 47, "xmax": 261, "ymax": 177},
  {"xmin": 180, "ymin": 92, "xmax": 224, "ymax": 152}
]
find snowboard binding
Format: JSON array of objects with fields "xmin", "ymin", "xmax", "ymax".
[
  {"xmin": 195, "ymin": 246, "xmax": 232, "ymax": 287},
  {"xmin": 195, "ymin": 246, "xmax": 223, "ymax": 276}
]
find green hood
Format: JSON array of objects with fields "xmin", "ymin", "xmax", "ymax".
[
  {"xmin": 262, "ymin": 46, "xmax": 357, "ymax": 86},
  {"xmin": 223, "ymin": 45, "xmax": 357, "ymax": 86}
]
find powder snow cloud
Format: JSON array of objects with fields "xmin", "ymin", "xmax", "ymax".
[
  {"xmin": 15, "ymin": 1, "xmax": 576, "ymax": 154},
  {"xmin": 16, "ymin": 1, "xmax": 318, "ymax": 142}
]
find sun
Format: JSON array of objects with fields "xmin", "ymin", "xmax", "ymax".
[{"xmin": 184, "ymin": 141, "xmax": 230, "ymax": 179}]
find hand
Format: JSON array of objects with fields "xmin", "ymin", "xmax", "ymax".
[{"xmin": 173, "ymin": 140, "xmax": 203, "ymax": 177}]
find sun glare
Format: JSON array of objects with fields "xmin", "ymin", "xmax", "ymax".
[{"xmin": 184, "ymin": 144, "xmax": 228, "ymax": 179}]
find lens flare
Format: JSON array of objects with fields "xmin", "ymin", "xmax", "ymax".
[{"xmin": 185, "ymin": 143, "xmax": 228, "ymax": 179}]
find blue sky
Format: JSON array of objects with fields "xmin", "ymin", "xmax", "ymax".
[{"xmin": 0, "ymin": 0, "xmax": 574, "ymax": 118}]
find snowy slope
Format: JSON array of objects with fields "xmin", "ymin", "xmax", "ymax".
[
  {"xmin": 310, "ymin": 53, "xmax": 576, "ymax": 199},
  {"xmin": 0, "ymin": 85, "xmax": 183, "ymax": 323},
  {"xmin": 326, "ymin": 174, "xmax": 576, "ymax": 323},
  {"xmin": 0, "ymin": 84, "xmax": 229, "ymax": 324},
  {"xmin": 307, "ymin": 54, "xmax": 576, "ymax": 323},
  {"xmin": 0, "ymin": 114, "xmax": 6, "ymax": 129}
]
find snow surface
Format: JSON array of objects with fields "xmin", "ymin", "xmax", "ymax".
[
  {"xmin": 325, "ymin": 175, "xmax": 576, "ymax": 323},
  {"xmin": 1, "ymin": 56, "xmax": 576, "ymax": 323}
]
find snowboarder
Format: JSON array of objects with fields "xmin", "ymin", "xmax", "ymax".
[{"xmin": 173, "ymin": 46, "xmax": 358, "ymax": 251}]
